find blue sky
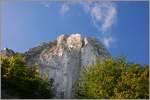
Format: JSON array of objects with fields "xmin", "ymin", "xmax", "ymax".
[{"xmin": 1, "ymin": 1, "xmax": 149, "ymax": 65}]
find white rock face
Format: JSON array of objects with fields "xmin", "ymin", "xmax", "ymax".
[
  {"xmin": 67, "ymin": 34, "xmax": 82, "ymax": 49},
  {"xmin": 25, "ymin": 33, "xmax": 110, "ymax": 98},
  {"xmin": 84, "ymin": 37, "xmax": 88, "ymax": 46},
  {"xmin": 57, "ymin": 34, "xmax": 65, "ymax": 46}
]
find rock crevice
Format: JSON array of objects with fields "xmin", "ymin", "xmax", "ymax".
[{"xmin": 23, "ymin": 33, "xmax": 110, "ymax": 98}]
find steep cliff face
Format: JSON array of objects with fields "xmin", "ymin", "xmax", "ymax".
[{"xmin": 24, "ymin": 33, "xmax": 110, "ymax": 98}]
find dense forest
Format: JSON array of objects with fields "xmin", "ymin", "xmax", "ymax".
[
  {"xmin": 1, "ymin": 54, "xmax": 53, "ymax": 98},
  {"xmin": 75, "ymin": 57, "xmax": 149, "ymax": 99},
  {"xmin": 1, "ymin": 54, "xmax": 149, "ymax": 99}
]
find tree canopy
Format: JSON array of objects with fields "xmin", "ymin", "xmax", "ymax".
[
  {"xmin": 75, "ymin": 57, "xmax": 149, "ymax": 99},
  {"xmin": 1, "ymin": 54, "xmax": 53, "ymax": 99}
]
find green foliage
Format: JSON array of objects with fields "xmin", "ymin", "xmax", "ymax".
[
  {"xmin": 1, "ymin": 54, "xmax": 53, "ymax": 99},
  {"xmin": 75, "ymin": 57, "xmax": 149, "ymax": 99}
]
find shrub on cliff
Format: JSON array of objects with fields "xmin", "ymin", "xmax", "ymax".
[
  {"xmin": 75, "ymin": 57, "xmax": 149, "ymax": 99},
  {"xmin": 1, "ymin": 54, "xmax": 53, "ymax": 99}
]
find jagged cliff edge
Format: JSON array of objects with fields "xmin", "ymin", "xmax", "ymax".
[{"xmin": 1, "ymin": 33, "xmax": 110, "ymax": 98}]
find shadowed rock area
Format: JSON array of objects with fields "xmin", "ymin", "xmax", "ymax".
[
  {"xmin": 24, "ymin": 33, "xmax": 110, "ymax": 98},
  {"xmin": 1, "ymin": 33, "xmax": 110, "ymax": 98}
]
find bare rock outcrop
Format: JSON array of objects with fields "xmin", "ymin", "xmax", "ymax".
[
  {"xmin": 0, "ymin": 48, "xmax": 15, "ymax": 56},
  {"xmin": 24, "ymin": 33, "xmax": 110, "ymax": 98}
]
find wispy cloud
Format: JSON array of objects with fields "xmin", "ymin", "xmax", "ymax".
[
  {"xmin": 44, "ymin": 4, "xmax": 50, "ymax": 8},
  {"xmin": 82, "ymin": 2, "xmax": 117, "ymax": 33},
  {"xmin": 81, "ymin": 1, "xmax": 117, "ymax": 47},
  {"xmin": 102, "ymin": 36, "xmax": 115, "ymax": 48},
  {"xmin": 43, "ymin": 1, "xmax": 116, "ymax": 33},
  {"xmin": 41, "ymin": 2, "xmax": 51, "ymax": 8},
  {"xmin": 60, "ymin": 4, "xmax": 70, "ymax": 15},
  {"xmin": 43, "ymin": 1, "xmax": 117, "ymax": 48}
]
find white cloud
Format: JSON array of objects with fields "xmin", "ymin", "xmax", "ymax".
[
  {"xmin": 43, "ymin": 1, "xmax": 116, "ymax": 34},
  {"xmin": 101, "ymin": 5, "xmax": 116, "ymax": 32},
  {"xmin": 102, "ymin": 36, "xmax": 115, "ymax": 47},
  {"xmin": 60, "ymin": 4, "xmax": 70, "ymax": 15},
  {"xmin": 57, "ymin": 2, "xmax": 117, "ymax": 47},
  {"xmin": 44, "ymin": 4, "xmax": 50, "ymax": 8},
  {"xmin": 82, "ymin": 2, "xmax": 117, "ymax": 33},
  {"xmin": 41, "ymin": 2, "xmax": 50, "ymax": 8},
  {"xmin": 81, "ymin": 1, "xmax": 117, "ymax": 47}
]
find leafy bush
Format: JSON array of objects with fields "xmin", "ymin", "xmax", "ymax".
[
  {"xmin": 75, "ymin": 57, "xmax": 149, "ymax": 99},
  {"xmin": 1, "ymin": 54, "xmax": 53, "ymax": 99}
]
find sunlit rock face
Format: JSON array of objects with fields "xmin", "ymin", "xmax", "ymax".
[
  {"xmin": 57, "ymin": 34, "xmax": 66, "ymax": 46},
  {"xmin": 24, "ymin": 33, "xmax": 110, "ymax": 98},
  {"xmin": 66, "ymin": 34, "xmax": 82, "ymax": 49}
]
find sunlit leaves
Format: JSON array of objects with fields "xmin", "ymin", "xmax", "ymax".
[
  {"xmin": 1, "ymin": 54, "xmax": 53, "ymax": 99},
  {"xmin": 75, "ymin": 57, "xmax": 149, "ymax": 99}
]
